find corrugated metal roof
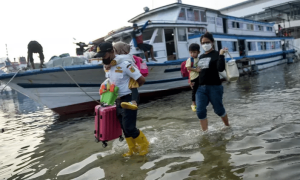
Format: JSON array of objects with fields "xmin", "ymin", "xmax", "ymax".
[{"xmin": 219, "ymin": 0, "xmax": 255, "ymax": 11}]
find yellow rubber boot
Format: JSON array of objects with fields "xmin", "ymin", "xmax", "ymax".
[
  {"xmin": 123, "ymin": 137, "xmax": 138, "ymax": 157},
  {"xmin": 121, "ymin": 102, "xmax": 138, "ymax": 110},
  {"xmin": 134, "ymin": 131, "xmax": 149, "ymax": 156}
]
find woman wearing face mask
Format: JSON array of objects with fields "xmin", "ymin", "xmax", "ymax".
[{"xmin": 196, "ymin": 32, "xmax": 229, "ymax": 131}]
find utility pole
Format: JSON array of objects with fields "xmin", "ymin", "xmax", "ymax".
[{"xmin": 5, "ymin": 44, "xmax": 10, "ymax": 61}]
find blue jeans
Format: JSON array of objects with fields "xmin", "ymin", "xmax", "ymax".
[{"xmin": 196, "ymin": 85, "xmax": 226, "ymax": 120}]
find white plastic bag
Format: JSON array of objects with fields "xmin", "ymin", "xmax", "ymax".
[
  {"xmin": 220, "ymin": 52, "xmax": 239, "ymax": 82},
  {"xmin": 225, "ymin": 58, "xmax": 239, "ymax": 82}
]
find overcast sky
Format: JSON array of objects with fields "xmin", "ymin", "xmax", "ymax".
[{"xmin": 0, "ymin": 0, "xmax": 246, "ymax": 62}]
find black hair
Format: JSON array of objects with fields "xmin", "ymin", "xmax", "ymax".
[
  {"xmin": 200, "ymin": 32, "xmax": 214, "ymax": 43},
  {"xmin": 189, "ymin": 43, "xmax": 200, "ymax": 52}
]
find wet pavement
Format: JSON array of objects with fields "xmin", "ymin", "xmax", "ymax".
[{"xmin": 1, "ymin": 61, "xmax": 300, "ymax": 180}]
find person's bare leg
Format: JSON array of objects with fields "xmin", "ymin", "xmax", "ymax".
[
  {"xmin": 200, "ymin": 119, "xmax": 208, "ymax": 131},
  {"xmin": 31, "ymin": 61, "xmax": 35, "ymax": 69},
  {"xmin": 150, "ymin": 47, "xmax": 157, "ymax": 61},
  {"xmin": 221, "ymin": 114, "xmax": 229, "ymax": 126},
  {"xmin": 144, "ymin": 51, "xmax": 149, "ymax": 62},
  {"xmin": 39, "ymin": 60, "xmax": 44, "ymax": 68}
]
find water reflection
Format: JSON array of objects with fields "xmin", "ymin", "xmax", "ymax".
[
  {"xmin": 0, "ymin": 88, "xmax": 44, "ymax": 114},
  {"xmin": 195, "ymin": 135, "xmax": 242, "ymax": 179}
]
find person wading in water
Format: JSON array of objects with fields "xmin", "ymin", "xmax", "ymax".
[
  {"xmin": 95, "ymin": 42, "xmax": 150, "ymax": 157},
  {"xmin": 195, "ymin": 32, "xmax": 230, "ymax": 131}
]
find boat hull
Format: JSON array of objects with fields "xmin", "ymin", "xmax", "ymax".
[{"xmin": 0, "ymin": 53, "xmax": 292, "ymax": 115}]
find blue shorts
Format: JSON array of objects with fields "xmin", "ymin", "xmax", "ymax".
[{"xmin": 196, "ymin": 85, "xmax": 226, "ymax": 120}]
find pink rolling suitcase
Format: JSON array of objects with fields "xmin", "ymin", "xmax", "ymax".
[{"xmin": 94, "ymin": 105, "xmax": 124, "ymax": 147}]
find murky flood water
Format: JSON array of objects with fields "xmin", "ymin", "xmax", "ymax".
[{"xmin": 1, "ymin": 62, "xmax": 300, "ymax": 180}]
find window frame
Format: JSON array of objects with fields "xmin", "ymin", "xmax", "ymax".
[
  {"xmin": 177, "ymin": 27, "xmax": 187, "ymax": 42},
  {"xmin": 248, "ymin": 42, "xmax": 252, "ymax": 51},
  {"xmin": 200, "ymin": 11, "xmax": 206, "ymax": 22},
  {"xmin": 178, "ymin": 8, "xmax": 187, "ymax": 21}
]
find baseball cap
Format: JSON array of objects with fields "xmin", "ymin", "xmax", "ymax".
[
  {"xmin": 133, "ymin": 23, "xmax": 138, "ymax": 28},
  {"xmin": 94, "ymin": 43, "xmax": 113, "ymax": 58}
]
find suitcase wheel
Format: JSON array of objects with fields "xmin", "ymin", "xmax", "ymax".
[
  {"xmin": 102, "ymin": 142, "xmax": 107, "ymax": 148},
  {"xmin": 119, "ymin": 136, "xmax": 124, "ymax": 142},
  {"xmin": 95, "ymin": 137, "xmax": 99, "ymax": 143}
]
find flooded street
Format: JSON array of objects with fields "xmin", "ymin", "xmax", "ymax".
[{"xmin": 1, "ymin": 62, "xmax": 300, "ymax": 180}]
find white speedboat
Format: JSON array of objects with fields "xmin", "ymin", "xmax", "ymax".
[{"xmin": 0, "ymin": 2, "xmax": 296, "ymax": 115}]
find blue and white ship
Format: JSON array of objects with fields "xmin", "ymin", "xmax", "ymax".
[{"xmin": 0, "ymin": 2, "xmax": 296, "ymax": 115}]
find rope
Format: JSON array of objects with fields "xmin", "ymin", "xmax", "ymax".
[
  {"xmin": 60, "ymin": 66, "xmax": 100, "ymax": 105},
  {"xmin": 0, "ymin": 69, "xmax": 21, "ymax": 93},
  {"xmin": 226, "ymin": 51, "xmax": 233, "ymax": 60}
]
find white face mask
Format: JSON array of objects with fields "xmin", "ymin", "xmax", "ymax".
[{"xmin": 202, "ymin": 43, "xmax": 212, "ymax": 52}]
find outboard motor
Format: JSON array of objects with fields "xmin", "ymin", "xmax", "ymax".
[{"xmin": 75, "ymin": 42, "xmax": 88, "ymax": 56}]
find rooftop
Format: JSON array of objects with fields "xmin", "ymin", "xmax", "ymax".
[{"xmin": 128, "ymin": 2, "xmax": 220, "ymax": 23}]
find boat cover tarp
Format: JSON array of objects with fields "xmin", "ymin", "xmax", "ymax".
[{"xmin": 46, "ymin": 57, "xmax": 87, "ymax": 68}]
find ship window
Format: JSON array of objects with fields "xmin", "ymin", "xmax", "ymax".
[
  {"xmin": 257, "ymin": 42, "xmax": 266, "ymax": 50},
  {"xmin": 178, "ymin": 8, "xmax": 186, "ymax": 20},
  {"xmin": 216, "ymin": 17, "xmax": 223, "ymax": 26},
  {"xmin": 207, "ymin": 16, "xmax": 215, "ymax": 24},
  {"xmin": 266, "ymin": 42, "xmax": 271, "ymax": 50},
  {"xmin": 232, "ymin": 22, "xmax": 236, "ymax": 28},
  {"xmin": 200, "ymin": 11, "xmax": 206, "ymax": 22},
  {"xmin": 154, "ymin": 28, "xmax": 163, "ymax": 43},
  {"xmin": 247, "ymin": 24, "xmax": 254, "ymax": 30},
  {"xmin": 271, "ymin": 42, "xmax": 275, "ymax": 49},
  {"xmin": 194, "ymin": 10, "xmax": 200, "ymax": 21},
  {"xmin": 267, "ymin": 27, "xmax": 273, "ymax": 31},
  {"xmin": 263, "ymin": 42, "xmax": 267, "ymax": 50},
  {"xmin": 256, "ymin": 25, "xmax": 264, "ymax": 31},
  {"xmin": 248, "ymin": 42, "xmax": 252, "ymax": 51},
  {"xmin": 142, "ymin": 29, "xmax": 155, "ymax": 42},
  {"xmin": 248, "ymin": 42, "xmax": 256, "ymax": 51},
  {"xmin": 187, "ymin": 9, "xmax": 194, "ymax": 21},
  {"xmin": 257, "ymin": 42, "xmax": 262, "ymax": 50},
  {"xmin": 178, "ymin": 28, "xmax": 187, "ymax": 41},
  {"xmin": 275, "ymin": 41, "xmax": 281, "ymax": 49},
  {"xmin": 186, "ymin": 9, "xmax": 201, "ymax": 21},
  {"xmin": 221, "ymin": 41, "xmax": 237, "ymax": 52},
  {"xmin": 233, "ymin": 42, "xmax": 237, "ymax": 51},
  {"xmin": 231, "ymin": 21, "xmax": 241, "ymax": 29}
]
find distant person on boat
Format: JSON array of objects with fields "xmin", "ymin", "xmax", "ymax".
[
  {"xmin": 95, "ymin": 42, "xmax": 149, "ymax": 157},
  {"xmin": 196, "ymin": 32, "xmax": 229, "ymax": 131},
  {"xmin": 27, "ymin": 41, "xmax": 45, "ymax": 69},
  {"xmin": 185, "ymin": 43, "xmax": 201, "ymax": 112},
  {"xmin": 132, "ymin": 20, "xmax": 157, "ymax": 62}
]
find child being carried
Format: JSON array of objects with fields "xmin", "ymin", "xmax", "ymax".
[
  {"xmin": 185, "ymin": 43, "xmax": 201, "ymax": 112},
  {"xmin": 104, "ymin": 54, "xmax": 139, "ymax": 110}
]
